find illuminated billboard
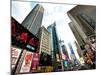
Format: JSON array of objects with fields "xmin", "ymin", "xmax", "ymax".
[
  {"xmin": 11, "ymin": 46, "xmax": 22, "ymax": 68},
  {"xmin": 20, "ymin": 51, "xmax": 33, "ymax": 73},
  {"xmin": 31, "ymin": 53, "xmax": 39, "ymax": 72},
  {"xmin": 11, "ymin": 17, "xmax": 39, "ymax": 52}
]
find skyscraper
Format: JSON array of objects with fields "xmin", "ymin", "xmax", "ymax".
[
  {"xmin": 47, "ymin": 22, "xmax": 62, "ymax": 71},
  {"xmin": 67, "ymin": 5, "xmax": 96, "ymax": 43},
  {"xmin": 68, "ymin": 22, "xmax": 84, "ymax": 46},
  {"xmin": 67, "ymin": 6, "xmax": 96, "ymax": 64},
  {"xmin": 38, "ymin": 26, "xmax": 51, "ymax": 55},
  {"xmin": 22, "ymin": 4, "xmax": 44, "ymax": 35},
  {"xmin": 37, "ymin": 26, "xmax": 52, "ymax": 66}
]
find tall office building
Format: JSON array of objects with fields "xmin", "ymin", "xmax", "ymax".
[
  {"xmin": 47, "ymin": 22, "xmax": 62, "ymax": 71},
  {"xmin": 67, "ymin": 5, "xmax": 96, "ymax": 43},
  {"xmin": 38, "ymin": 26, "xmax": 52, "ymax": 66},
  {"xmin": 63, "ymin": 21, "xmax": 85, "ymax": 64},
  {"xmin": 22, "ymin": 4, "xmax": 44, "ymax": 35},
  {"xmin": 38, "ymin": 26, "xmax": 51, "ymax": 55},
  {"xmin": 69, "ymin": 22, "xmax": 84, "ymax": 46}
]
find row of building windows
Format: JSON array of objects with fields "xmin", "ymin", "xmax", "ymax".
[
  {"xmin": 41, "ymin": 44, "xmax": 50, "ymax": 50},
  {"xmin": 42, "ymin": 40, "xmax": 49, "ymax": 47}
]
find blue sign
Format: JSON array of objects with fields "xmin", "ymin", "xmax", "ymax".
[
  {"xmin": 68, "ymin": 42, "xmax": 75, "ymax": 54},
  {"xmin": 26, "ymin": 44, "xmax": 35, "ymax": 51},
  {"xmin": 64, "ymin": 61, "xmax": 68, "ymax": 67},
  {"xmin": 71, "ymin": 50, "xmax": 74, "ymax": 54}
]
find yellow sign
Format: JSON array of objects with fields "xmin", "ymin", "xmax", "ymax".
[
  {"xmin": 37, "ymin": 66, "xmax": 53, "ymax": 72},
  {"xmin": 86, "ymin": 53, "xmax": 93, "ymax": 65},
  {"xmin": 79, "ymin": 57, "xmax": 85, "ymax": 64}
]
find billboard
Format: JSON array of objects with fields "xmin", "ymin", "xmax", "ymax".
[
  {"xmin": 63, "ymin": 60, "xmax": 68, "ymax": 67},
  {"xmin": 20, "ymin": 51, "xmax": 33, "ymax": 73},
  {"xmin": 11, "ymin": 46, "xmax": 22, "ymax": 68},
  {"xmin": 11, "ymin": 17, "xmax": 39, "ymax": 52},
  {"xmin": 31, "ymin": 53, "xmax": 39, "ymax": 72}
]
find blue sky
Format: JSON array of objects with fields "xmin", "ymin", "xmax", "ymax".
[{"xmin": 12, "ymin": 1, "xmax": 80, "ymax": 60}]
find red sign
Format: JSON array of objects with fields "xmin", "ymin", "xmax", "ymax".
[
  {"xmin": 29, "ymin": 38, "xmax": 39, "ymax": 46},
  {"xmin": 20, "ymin": 51, "xmax": 33, "ymax": 73},
  {"xmin": 31, "ymin": 53, "xmax": 39, "ymax": 71},
  {"xmin": 20, "ymin": 32, "xmax": 28, "ymax": 43},
  {"xmin": 11, "ymin": 46, "xmax": 22, "ymax": 68}
]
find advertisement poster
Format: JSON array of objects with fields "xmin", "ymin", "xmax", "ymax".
[
  {"xmin": 20, "ymin": 51, "xmax": 33, "ymax": 73},
  {"xmin": 31, "ymin": 53, "xmax": 39, "ymax": 72},
  {"xmin": 11, "ymin": 46, "xmax": 22, "ymax": 68}
]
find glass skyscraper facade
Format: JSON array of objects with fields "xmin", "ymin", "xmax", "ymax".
[{"xmin": 47, "ymin": 22, "xmax": 62, "ymax": 71}]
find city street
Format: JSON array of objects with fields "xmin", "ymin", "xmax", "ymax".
[{"xmin": 11, "ymin": 1, "xmax": 96, "ymax": 74}]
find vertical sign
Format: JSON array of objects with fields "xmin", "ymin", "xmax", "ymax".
[
  {"xmin": 20, "ymin": 51, "xmax": 33, "ymax": 73},
  {"xmin": 31, "ymin": 53, "xmax": 39, "ymax": 72},
  {"xmin": 11, "ymin": 46, "xmax": 22, "ymax": 68}
]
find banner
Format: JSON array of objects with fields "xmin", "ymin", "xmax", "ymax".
[
  {"xmin": 31, "ymin": 53, "xmax": 39, "ymax": 72},
  {"xmin": 20, "ymin": 51, "xmax": 33, "ymax": 73},
  {"xmin": 11, "ymin": 46, "xmax": 22, "ymax": 68}
]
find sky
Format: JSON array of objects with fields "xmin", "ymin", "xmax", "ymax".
[
  {"xmin": 12, "ymin": 1, "xmax": 80, "ymax": 60},
  {"xmin": 12, "ymin": 0, "xmax": 96, "ymax": 5}
]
